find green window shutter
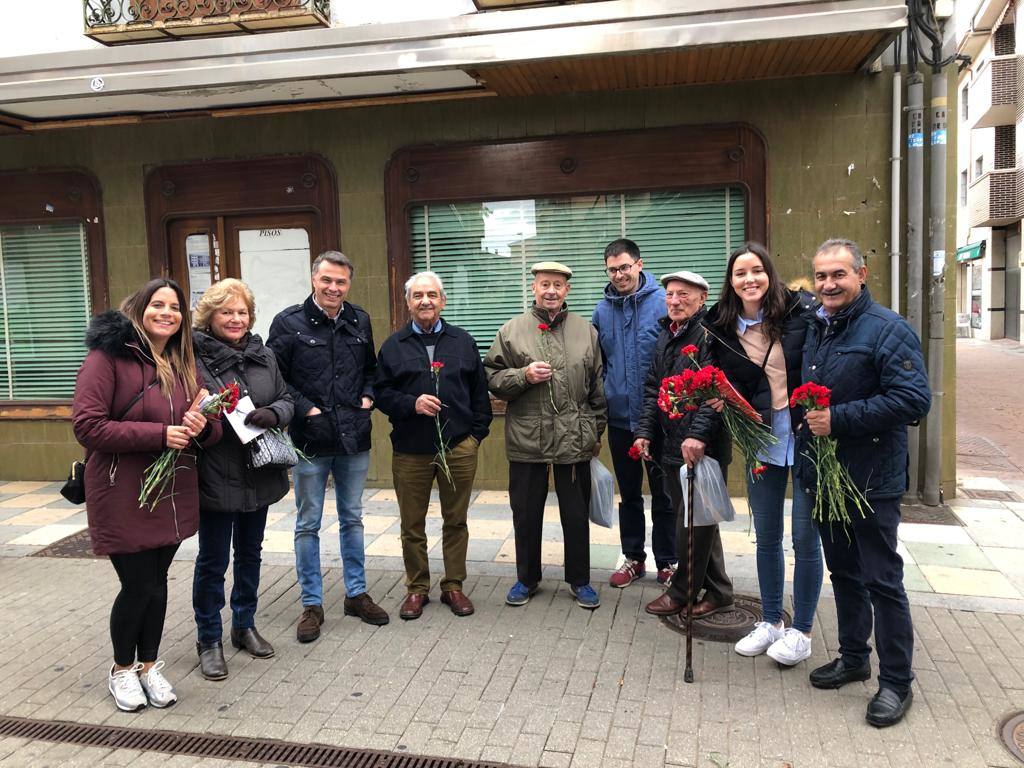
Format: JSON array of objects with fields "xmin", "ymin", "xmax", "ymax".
[
  {"xmin": 410, "ymin": 187, "xmax": 745, "ymax": 355},
  {"xmin": 0, "ymin": 223, "xmax": 92, "ymax": 399}
]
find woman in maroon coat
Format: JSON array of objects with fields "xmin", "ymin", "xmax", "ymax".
[{"xmin": 73, "ymin": 278, "xmax": 220, "ymax": 713}]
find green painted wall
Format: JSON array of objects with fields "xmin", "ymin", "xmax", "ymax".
[{"xmin": 0, "ymin": 71, "xmax": 958, "ymax": 498}]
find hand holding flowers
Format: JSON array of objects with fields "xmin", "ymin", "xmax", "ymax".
[{"xmin": 790, "ymin": 382, "xmax": 871, "ymax": 530}]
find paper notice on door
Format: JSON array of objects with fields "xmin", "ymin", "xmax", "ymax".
[
  {"xmin": 223, "ymin": 396, "xmax": 266, "ymax": 445},
  {"xmin": 238, "ymin": 228, "xmax": 311, "ymax": 340}
]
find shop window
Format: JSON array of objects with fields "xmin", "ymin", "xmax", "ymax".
[
  {"xmin": 386, "ymin": 124, "xmax": 767, "ymax": 337},
  {"xmin": 0, "ymin": 169, "xmax": 107, "ymax": 415},
  {"xmin": 409, "ymin": 188, "xmax": 745, "ymax": 353}
]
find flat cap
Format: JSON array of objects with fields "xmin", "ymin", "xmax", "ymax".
[
  {"xmin": 531, "ymin": 261, "xmax": 573, "ymax": 279},
  {"xmin": 660, "ymin": 270, "xmax": 709, "ymax": 291}
]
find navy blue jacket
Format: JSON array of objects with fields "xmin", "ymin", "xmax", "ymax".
[
  {"xmin": 267, "ymin": 296, "xmax": 376, "ymax": 456},
  {"xmin": 794, "ymin": 288, "xmax": 931, "ymax": 500},
  {"xmin": 374, "ymin": 320, "xmax": 492, "ymax": 455},
  {"xmin": 592, "ymin": 271, "xmax": 665, "ymax": 432}
]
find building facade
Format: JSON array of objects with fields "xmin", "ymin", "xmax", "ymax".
[{"xmin": 0, "ymin": 0, "xmax": 958, "ymax": 498}]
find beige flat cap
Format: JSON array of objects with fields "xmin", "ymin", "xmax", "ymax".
[
  {"xmin": 531, "ymin": 261, "xmax": 573, "ymax": 279},
  {"xmin": 660, "ymin": 270, "xmax": 709, "ymax": 291}
]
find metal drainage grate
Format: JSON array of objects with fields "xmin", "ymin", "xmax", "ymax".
[
  {"xmin": 1002, "ymin": 711, "xmax": 1024, "ymax": 765},
  {"xmin": 29, "ymin": 529, "xmax": 101, "ymax": 559},
  {"xmin": 662, "ymin": 594, "xmax": 790, "ymax": 644},
  {"xmin": 960, "ymin": 488, "xmax": 1024, "ymax": 503},
  {"xmin": 0, "ymin": 716, "xmax": 510, "ymax": 768}
]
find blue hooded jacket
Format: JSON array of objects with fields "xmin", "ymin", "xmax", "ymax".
[{"xmin": 592, "ymin": 270, "xmax": 665, "ymax": 431}]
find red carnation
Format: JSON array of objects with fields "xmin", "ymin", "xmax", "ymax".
[
  {"xmin": 537, "ymin": 323, "xmax": 550, "ymax": 332},
  {"xmin": 752, "ymin": 464, "xmax": 767, "ymax": 477},
  {"xmin": 431, "ymin": 361, "xmax": 445, "ymax": 370},
  {"xmin": 627, "ymin": 444, "xmax": 643, "ymax": 461},
  {"xmin": 681, "ymin": 344, "xmax": 699, "ymax": 357}
]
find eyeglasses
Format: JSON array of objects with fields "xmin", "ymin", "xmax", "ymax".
[{"xmin": 606, "ymin": 262, "xmax": 638, "ymax": 277}]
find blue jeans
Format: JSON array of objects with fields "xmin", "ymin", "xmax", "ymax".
[
  {"xmin": 747, "ymin": 463, "xmax": 822, "ymax": 633},
  {"xmin": 193, "ymin": 507, "xmax": 268, "ymax": 646},
  {"xmin": 293, "ymin": 451, "xmax": 369, "ymax": 604}
]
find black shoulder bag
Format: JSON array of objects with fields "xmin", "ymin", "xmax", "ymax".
[{"xmin": 61, "ymin": 379, "xmax": 158, "ymax": 504}]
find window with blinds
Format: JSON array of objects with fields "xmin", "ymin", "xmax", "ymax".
[
  {"xmin": 0, "ymin": 222, "xmax": 92, "ymax": 400},
  {"xmin": 409, "ymin": 187, "xmax": 745, "ymax": 354}
]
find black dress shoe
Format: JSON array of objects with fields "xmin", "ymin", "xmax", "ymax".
[
  {"xmin": 197, "ymin": 641, "xmax": 228, "ymax": 680},
  {"xmin": 866, "ymin": 688, "xmax": 912, "ymax": 727},
  {"xmin": 809, "ymin": 657, "xmax": 872, "ymax": 689},
  {"xmin": 230, "ymin": 627, "xmax": 275, "ymax": 658}
]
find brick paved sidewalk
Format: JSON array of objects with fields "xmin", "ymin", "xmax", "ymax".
[{"xmin": 0, "ymin": 553, "xmax": 1023, "ymax": 768}]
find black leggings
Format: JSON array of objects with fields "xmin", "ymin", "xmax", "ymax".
[{"xmin": 108, "ymin": 544, "xmax": 179, "ymax": 666}]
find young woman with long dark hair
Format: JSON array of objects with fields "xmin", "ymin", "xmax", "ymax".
[
  {"xmin": 705, "ymin": 243, "xmax": 822, "ymax": 665},
  {"xmin": 73, "ymin": 278, "xmax": 220, "ymax": 711}
]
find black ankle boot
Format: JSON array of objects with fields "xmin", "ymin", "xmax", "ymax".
[
  {"xmin": 196, "ymin": 641, "xmax": 228, "ymax": 680},
  {"xmin": 230, "ymin": 627, "xmax": 275, "ymax": 658}
]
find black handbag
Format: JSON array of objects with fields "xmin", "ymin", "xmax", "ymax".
[{"xmin": 61, "ymin": 379, "xmax": 158, "ymax": 504}]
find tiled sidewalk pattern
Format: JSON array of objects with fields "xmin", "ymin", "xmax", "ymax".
[{"xmin": 2, "ymin": 478, "xmax": 1023, "ymax": 609}]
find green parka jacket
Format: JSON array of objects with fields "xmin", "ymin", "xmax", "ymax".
[{"xmin": 484, "ymin": 305, "xmax": 607, "ymax": 464}]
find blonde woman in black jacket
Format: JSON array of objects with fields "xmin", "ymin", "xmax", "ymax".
[{"xmin": 191, "ymin": 279, "xmax": 293, "ymax": 680}]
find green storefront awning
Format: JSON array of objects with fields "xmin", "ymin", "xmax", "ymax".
[{"xmin": 956, "ymin": 241, "xmax": 986, "ymax": 262}]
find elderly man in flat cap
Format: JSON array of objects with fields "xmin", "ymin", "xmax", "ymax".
[
  {"xmin": 634, "ymin": 270, "xmax": 734, "ymax": 619},
  {"xmin": 485, "ymin": 261, "xmax": 607, "ymax": 609}
]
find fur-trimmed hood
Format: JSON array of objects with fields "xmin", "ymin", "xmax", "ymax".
[{"xmin": 85, "ymin": 310, "xmax": 144, "ymax": 359}]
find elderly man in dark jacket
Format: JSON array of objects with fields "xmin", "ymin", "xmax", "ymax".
[
  {"xmin": 635, "ymin": 270, "xmax": 734, "ymax": 619},
  {"xmin": 374, "ymin": 271, "xmax": 492, "ymax": 620},
  {"xmin": 798, "ymin": 238, "xmax": 931, "ymax": 728},
  {"xmin": 268, "ymin": 251, "xmax": 387, "ymax": 642}
]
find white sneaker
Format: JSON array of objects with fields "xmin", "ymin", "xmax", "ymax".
[
  {"xmin": 108, "ymin": 663, "xmax": 147, "ymax": 712},
  {"xmin": 138, "ymin": 660, "xmax": 177, "ymax": 708},
  {"xmin": 734, "ymin": 621, "xmax": 784, "ymax": 657},
  {"xmin": 766, "ymin": 627, "xmax": 813, "ymax": 666}
]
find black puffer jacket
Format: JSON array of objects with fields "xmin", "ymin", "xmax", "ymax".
[
  {"xmin": 267, "ymin": 296, "xmax": 376, "ymax": 456},
  {"xmin": 635, "ymin": 307, "xmax": 729, "ymax": 467},
  {"xmin": 194, "ymin": 330, "xmax": 294, "ymax": 513},
  {"xmin": 704, "ymin": 290, "xmax": 814, "ymax": 432}
]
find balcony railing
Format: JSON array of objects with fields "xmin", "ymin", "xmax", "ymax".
[
  {"xmin": 84, "ymin": 1, "xmax": 330, "ymax": 44},
  {"xmin": 968, "ymin": 168, "xmax": 1019, "ymax": 227},
  {"xmin": 969, "ymin": 54, "xmax": 1018, "ymax": 129}
]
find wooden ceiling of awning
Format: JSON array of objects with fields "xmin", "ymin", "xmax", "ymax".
[{"xmin": 466, "ymin": 31, "xmax": 889, "ymax": 96}]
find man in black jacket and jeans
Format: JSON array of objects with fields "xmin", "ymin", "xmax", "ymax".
[
  {"xmin": 374, "ymin": 272, "xmax": 492, "ymax": 620},
  {"xmin": 634, "ymin": 270, "xmax": 734, "ymax": 618},
  {"xmin": 268, "ymin": 251, "xmax": 388, "ymax": 642}
]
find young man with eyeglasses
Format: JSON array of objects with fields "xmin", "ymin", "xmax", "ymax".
[{"xmin": 592, "ymin": 239, "xmax": 674, "ymax": 588}]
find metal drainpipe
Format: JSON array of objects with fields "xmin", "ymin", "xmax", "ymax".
[
  {"xmin": 923, "ymin": 69, "xmax": 948, "ymax": 507},
  {"xmin": 905, "ymin": 72, "xmax": 925, "ymax": 501},
  {"xmin": 892, "ymin": 57, "xmax": 902, "ymax": 313}
]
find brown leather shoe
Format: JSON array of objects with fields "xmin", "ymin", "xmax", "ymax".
[
  {"xmin": 644, "ymin": 593, "xmax": 685, "ymax": 616},
  {"xmin": 399, "ymin": 593, "xmax": 429, "ymax": 620},
  {"xmin": 296, "ymin": 605, "xmax": 324, "ymax": 643},
  {"xmin": 440, "ymin": 590, "xmax": 475, "ymax": 616},
  {"xmin": 343, "ymin": 593, "xmax": 390, "ymax": 626},
  {"xmin": 692, "ymin": 599, "xmax": 734, "ymax": 618}
]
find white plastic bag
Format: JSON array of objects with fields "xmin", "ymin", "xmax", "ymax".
[
  {"xmin": 679, "ymin": 457, "xmax": 735, "ymax": 526},
  {"xmin": 589, "ymin": 458, "xmax": 615, "ymax": 528}
]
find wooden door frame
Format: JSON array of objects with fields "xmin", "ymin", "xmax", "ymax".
[{"xmin": 145, "ymin": 154, "xmax": 339, "ymax": 279}]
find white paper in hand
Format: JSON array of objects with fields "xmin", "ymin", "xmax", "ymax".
[{"xmin": 224, "ymin": 396, "xmax": 266, "ymax": 445}]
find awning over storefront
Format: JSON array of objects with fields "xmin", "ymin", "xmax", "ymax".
[
  {"xmin": 0, "ymin": 0, "xmax": 906, "ymax": 130},
  {"xmin": 956, "ymin": 241, "xmax": 987, "ymax": 262}
]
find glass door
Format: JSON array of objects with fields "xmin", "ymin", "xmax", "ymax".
[{"xmin": 169, "ymin": 212, "xmax": 318, "ymax": 340}]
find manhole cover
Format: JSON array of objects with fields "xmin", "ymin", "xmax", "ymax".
[
  {"xmin": 1001, "ymin": 711, "xmax": 1024, "ymax": 764},
  {"xmin": 29, "ymin": 529, "xmax": 99, "ymax": 559},
  {"xmin": 900, "ymin": 502, "xmax": 962, "ymax": 526},
  {"xmin": 960, "ymin": 488, "xmax": 1023, "ymax": 502},
  {"xmin": 660, "ymin": 594, "xmax": 790, "ymax": 644}
]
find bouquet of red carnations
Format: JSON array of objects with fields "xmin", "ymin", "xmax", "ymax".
[
  {"xmin": 138, "ymin": 383, "xmax": 240, "ymax": 510},
  {"xmin": 657, "ymin": 345, "xmax": 776, "ymax": 478},
  {"xmin": 790, "ymin": 382, "xmax": 871, "ymax": 528}
]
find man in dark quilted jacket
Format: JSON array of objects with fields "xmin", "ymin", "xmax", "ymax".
[{"xmin": 796, "ymin": 238, "xmax": 931, "ymax": 729}]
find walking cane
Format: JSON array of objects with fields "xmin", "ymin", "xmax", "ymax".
[{"xmin": 683, "ymin": 459, "xmax": 696, "ymax": 684}]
